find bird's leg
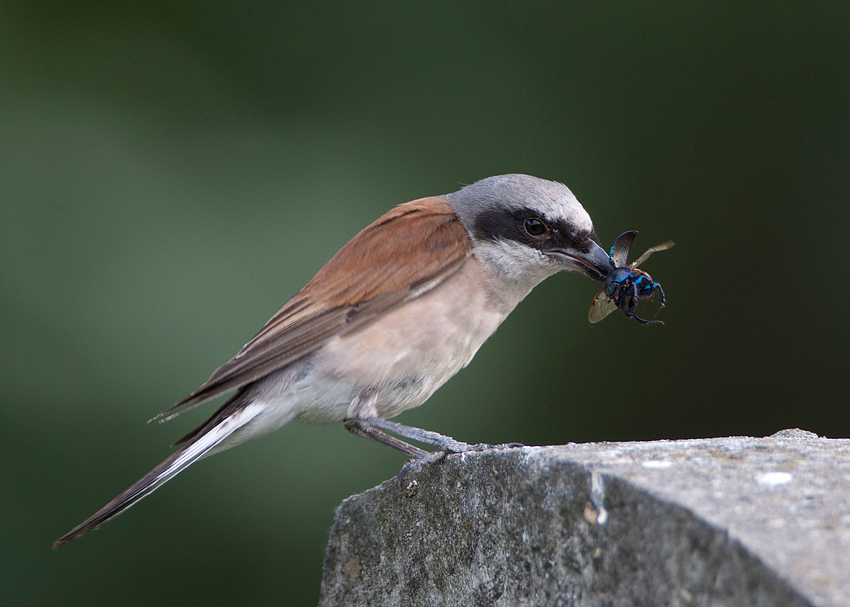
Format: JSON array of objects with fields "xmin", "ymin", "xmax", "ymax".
[
  {"xmin": 354, "ymin": 417, "xmax": 477, "ymax": 454},
  {"xmin": 345, "ymin": 388, "xmax": 475, "ymax": 454},
  {"xmin": 358, "ymin": 418, "xmax": 526, "ymax": 489},
  {"xmin": 344, "ymin": 389, "xmax": 434, "ymax": 459},
  {"xmin": 343, "ymin": 419, "xmax": 429, "ymax": 459},
  {"xmin": 347, "ymin": 416, "xmax": 524, "ymax": 452},
  {"xmin": 344, "ymin": 417, "xmax": 451, "ymax": 489},
  {"xmin": 344, "ymin": 390, "xmax": 523, "ymax": 473}
]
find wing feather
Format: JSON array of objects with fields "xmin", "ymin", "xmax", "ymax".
[{"xmin": 152, "ymin": 197, "xmax": 471, "ymax": 421}]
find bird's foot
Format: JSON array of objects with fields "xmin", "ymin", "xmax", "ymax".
[
  {"xmin": 398, "ymin": 450, "xmax": 448, "ymax": 490},
  {"xmin": 453, "ymin": 441, "xmax": 526, "ymax": 452},
  {"xmin": 396, "ymin": 442, "xmax": 526, "ymax": 490}
]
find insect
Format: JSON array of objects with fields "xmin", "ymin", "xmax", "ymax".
[{"xmin": 588, "ymin": 230, "xmax": 674, "ymax": 325}]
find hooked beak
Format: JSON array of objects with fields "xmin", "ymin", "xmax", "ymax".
[{"xmin": 544, "ymin": 240, "xmax": 612, "ymax": 281}]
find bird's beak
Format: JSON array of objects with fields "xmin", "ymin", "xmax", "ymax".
[{"xmin": 545, "ymin": 240, "xmax": 612, "ymax": 281}]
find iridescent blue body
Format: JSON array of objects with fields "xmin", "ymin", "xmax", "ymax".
[
  {"xmin": 588, "ymin": 231, "xmax": 674, "ymax": 325},
  {"xmin": 603, "ymin": 265, "xmax": 666, "ymax": 325}
]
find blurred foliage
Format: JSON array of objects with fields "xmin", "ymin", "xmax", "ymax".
[{"xmin": 1, "ymin": 1, "xmax": 848, "ymax": 606}]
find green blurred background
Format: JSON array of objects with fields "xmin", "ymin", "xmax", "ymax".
[{"xmin": 2, "ymin": 2, "xmax": 848, "ymax": 605}]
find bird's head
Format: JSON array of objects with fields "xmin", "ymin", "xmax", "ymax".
[{"xmin": 447, "ymin": 174, "xmax": 612, "ymax": 288}]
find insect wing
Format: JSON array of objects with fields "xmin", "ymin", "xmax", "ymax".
[
  {"xmin": 631, "ymin": 241, "xmax": 675, "ymax": 269},
  {"xmin": 610, "ymin": 231, "xmax": 638, "ymax": 267},
  {"xmin": 588, "ymin": 289, "xmax": 618, "ymax": 323}
]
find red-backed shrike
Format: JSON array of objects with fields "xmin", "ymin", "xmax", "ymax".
[{"xmin": 55, "ymin": 173, "xmax": 612, "ymax": 547}]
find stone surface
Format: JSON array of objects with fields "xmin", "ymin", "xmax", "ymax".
[{"xmin": 320, "ymin": 432, "xmax": 850, "ymax": 607}]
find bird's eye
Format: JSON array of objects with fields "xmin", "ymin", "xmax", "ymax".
[{"xmin": 524, "ymin": 217, "xmax": 547, "ymax": 236}]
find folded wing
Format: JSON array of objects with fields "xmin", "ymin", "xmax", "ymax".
[{"xmin": 152, "ymin": 197, "xmax": 473, "ymax": 422}]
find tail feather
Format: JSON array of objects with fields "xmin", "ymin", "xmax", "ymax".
[{"xmin": 53, "ymin": 403, "xmax": 263, "ymax": 549}]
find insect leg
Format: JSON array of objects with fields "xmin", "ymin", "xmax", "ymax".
[
  {"xmin": 626, "ymin": 280, "xmax": 639, "ymax": 317},
  {"xmin": 652, "ymin": 282, "xmax": 666, "ymax": 317}
]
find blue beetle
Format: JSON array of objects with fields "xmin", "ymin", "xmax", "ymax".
[{"xmin": 588, "ymin": 230, "xmax": 674, "ymax": 325}]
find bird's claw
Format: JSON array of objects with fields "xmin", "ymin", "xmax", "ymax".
[
  {"xmin": 396, "ymin": 442, "xmax": 526, "ymax": 490},
  {"xmin": 397, "ymin": 450, "xmax": 447, "ymax": 489},
  {"xmin": 457, "ymin": 441, "xmax": 525, "ymax": 452},
  {"xmin": 496, "ymin": 441, "xmax": 525, "ymax": 449}
]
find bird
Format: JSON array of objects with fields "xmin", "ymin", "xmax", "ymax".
[{"xmin": 54, "ymin": 173, "xmax": 612, "ymax": 548}]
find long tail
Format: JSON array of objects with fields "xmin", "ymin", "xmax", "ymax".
[{"xmin": 53, "ymin": 403, "xmax": 263, "ymax": 549}]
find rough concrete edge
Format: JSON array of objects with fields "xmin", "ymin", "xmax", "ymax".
[{"xmin": 319, "ymin": 445, "xmax": 814, "ymax": 607}]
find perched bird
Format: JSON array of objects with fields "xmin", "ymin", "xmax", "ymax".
[{"xmin": 54, "ymin": 173, "xmax": 612, "ymax": 548}]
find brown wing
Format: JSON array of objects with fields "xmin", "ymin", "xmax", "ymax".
[
  {"xmin": 152, "ymin": 196, "xmax": 472, "ymax": 421},
  {"xmin": 587, "ymin": 289, "xmax": 617, "ymax": 323}
]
